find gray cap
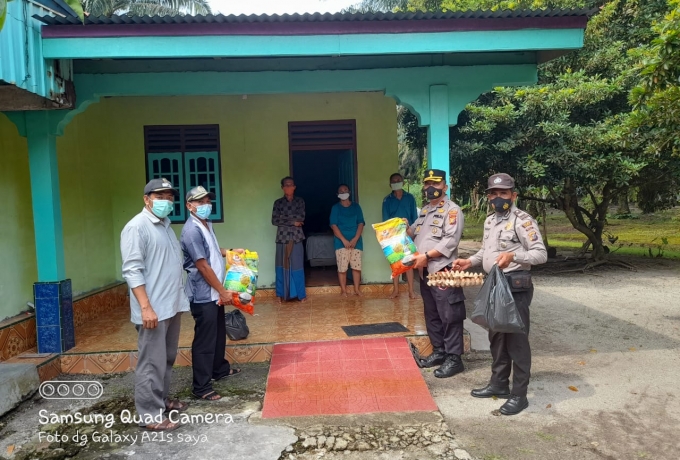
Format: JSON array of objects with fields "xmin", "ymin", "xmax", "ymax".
[
  {"xmin": 186, "ymin": 185, "xmax": 216, "ymax": 202},
  {"xmin": 144, "ymin": 178, "xmax": 179, "ymax": 197},
  {"xmin": 486, "ymin": 173, "xmax": 515, "ymax": 190}
]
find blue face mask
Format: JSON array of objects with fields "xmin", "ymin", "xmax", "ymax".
[
  {"xmin": 151, "ymin": 199, "xmax": 174, "ymax": 218},
  {"xmin": 194, "ymin": 203, "xmax": 212, "ymax": 220}
]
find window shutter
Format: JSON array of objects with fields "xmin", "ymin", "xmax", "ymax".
[
  {"xmin": 146, "ymin": 152, "xmax": 186, "ymax": 222},
  {"xmin": 184, "ymin": 152, "xmax": 222, "ymax": 220},
  {"xmin": 288, "ymin": 120, "xmax": 356, "ymax": 150},
  {"xmin": 144, "ymin": 125, "xmax": 223, "ymax": 222}
]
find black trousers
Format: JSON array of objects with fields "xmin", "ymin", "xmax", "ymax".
[
  {"xmin": 489, "ymin": 287, "xmax": 533, "ymax": 397},
  {"xmin": 420, "ymin": 270, "xmax": 466, "ymax": 356},
  {"xmin": 190, "ymin": 301, "xmax": 231, "ymax": 396}
]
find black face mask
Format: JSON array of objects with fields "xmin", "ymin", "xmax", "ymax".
[
  {"xmin": 425, "ymin": 186, "xmax": 443, "ymax": 201},
  {"xmin": 490, "ymin": 196, "xmax": 513, "ymax": 213}
]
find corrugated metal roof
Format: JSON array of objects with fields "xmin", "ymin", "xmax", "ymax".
[{"xmin": 34, "ymin": 9, "xmax": 594, "ymax": 26}]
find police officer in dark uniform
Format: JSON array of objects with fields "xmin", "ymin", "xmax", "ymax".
[
  {"xmin": 453, "ymin": 173, "xmax": 547, "ymax": 415},
  {"xmin": 407, "ymin": 169, "xmax": 466, "ymax": 378}
]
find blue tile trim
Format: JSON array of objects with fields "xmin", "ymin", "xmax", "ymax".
[
  {"xmin": 36, "ymin": 296, "xmax": 60, "ymax": 327},
  {"xmin": 37, "ymin": 326, "xmax": 62, "ymax": 354},
  {"xmin": 35, "ymin": 282, "xmax": 59, "ymax": 299}
]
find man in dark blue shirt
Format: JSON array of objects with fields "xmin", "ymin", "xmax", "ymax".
[{"xmin": 382, "ymin": 173, "xmax": 419, "ymax": 299}]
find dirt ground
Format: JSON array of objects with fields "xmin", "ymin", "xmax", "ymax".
[
  {"xmin": 1, "ymin": 254, "xmax": 679, "ymax": 460},
  {"xmin": 429, "ymin": 255, "xmax": 680, "ymax": 460}
]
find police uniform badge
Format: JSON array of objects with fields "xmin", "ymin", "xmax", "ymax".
[
  {"xmin": 522, "ymin": 221, "xmax": 532, "ymax": 228},
  {"xmin": 448, "ymin": 210, "xmax": 458, "ymax": 225},
  {"xmin": 528, "ymin": 231, "xmax": 538, "ymax": 242},
  {"xmin": 504, "ymin": 222, "xmax": 513, "ymax": 230},
  {"xmin": 416, "ymin": 225, "xmax": 421, "ymax": 233}
]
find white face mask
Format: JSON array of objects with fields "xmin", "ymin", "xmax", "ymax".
[
  {"xmin": 338, "ymin": 193, "xmax": 350, "ymax": 201},
  {"xmin": 390, "ymin": 182, "xmax": 404, "ymax": 191}
]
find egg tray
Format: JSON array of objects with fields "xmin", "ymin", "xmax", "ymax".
[{"xmin": 426, "ymin": 270, "xmax": 485, "ymax": 287}]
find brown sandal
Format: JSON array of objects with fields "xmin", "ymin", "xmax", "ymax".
[
  {"xmin": 193, "ymin": 390, "xmax": 221, "ymax": 401},
  {"xmin": 213, "ymin": 368, "xmax": 241, "ymax": 381},
  {"xmin": 165, "ymin": 399, "xmax": 188, "ymax": 412},
  {"xmin": 144, "ymin": 418, "xmax": 180, "ymax": 431}
]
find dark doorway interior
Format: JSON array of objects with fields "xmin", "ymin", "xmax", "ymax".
[
  {"xmin": 292, "ymin": 149, "xmax": 356, "ymax": 286},
  {"xmin": 289, "ymin": 120, "xmax": 358, "ymax": 287}
]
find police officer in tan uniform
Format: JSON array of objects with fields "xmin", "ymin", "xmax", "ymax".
[
  {"xmin": 408, "ymin": 169, "xmax": 466, "ymax": 378},
  {"xmin": 454, "ymin": 173, "xmax": 547, "ymax": 415}
]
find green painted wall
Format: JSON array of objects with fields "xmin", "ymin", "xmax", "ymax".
[
  {"xmin": 57, "ymin": 104, "xmax": 119, "ymax": 296},
  {"xmin": 87, "ymin": 92, "xmax": 399, "ymax": 288},
  {"xmin": 0, "ymin": 91, "xmax": 398, "ymax": 320},
  {"xmin": 0, "ymin": 108, "xmax": 120, "ymax": 321},
  {"xmin": 0, "ymin": 114, "xmax": 37, "ymax": 320}
]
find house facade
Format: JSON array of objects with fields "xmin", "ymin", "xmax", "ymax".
[{"xmin": 0, "ymin": 4, "xmax": 590, "ymax": 355}]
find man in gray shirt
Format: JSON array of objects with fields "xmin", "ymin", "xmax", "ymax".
[
  {"xmin": 454, "ymin": 173, "xmax": 547, "ymax": 416},
  {"xmin": 181, "ymin": 186, "xmax": 242, "ymax": 401},
  {"xmin": 120, "ymin": 178, "xmax": 189, "ymax": 431}
]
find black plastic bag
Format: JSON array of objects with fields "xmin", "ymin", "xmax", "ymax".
[
  {"xmin": 471, "ymin": 265, "xmax": 526, "ymax": 334},
  {"xmin": 225, "ymin": 309, "xmax": 250, "ymax": 341}
]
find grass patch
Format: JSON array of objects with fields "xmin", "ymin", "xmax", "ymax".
[
  {"xmin": 462, "ymin": 207, "xmax": 680, "ymax": 259},
  {"xmin": 483, "ymin": 455, "xmax": 504, "ymax": 460},
  {"xmin": 535, "ymin": 432, "xmax": 556, "ymax": 441}
]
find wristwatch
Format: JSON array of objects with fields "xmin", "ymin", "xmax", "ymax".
[{"xmin": 425, "ymin": 252, "xmax": 432, "ymax": 261}]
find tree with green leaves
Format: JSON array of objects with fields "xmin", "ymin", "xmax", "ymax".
[
  {"xmin": 82, "ymin": 0, "xmax": 210, "ymax": 17},
  {"xmin": 387, "ymin": 0, "xmax": 679, "ymax": 265},
  {"xmin": 628, "ymin": 1, "xmax": 680, "ymax": 212}
]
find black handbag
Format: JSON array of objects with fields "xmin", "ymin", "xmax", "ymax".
[{"xmin": 225, "ymin": 309, "xmax": 250, "ymax": 341}]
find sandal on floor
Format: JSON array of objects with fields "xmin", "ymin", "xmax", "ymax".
[
  {"xmin": 212, "ymin": 368, "xmax": 242, "ymax": 381},
  {"xmin": 165, "ymin": 399, "xmax": 188, "ymax": 412},
  {"xmin": 143, "ymin": 418, "xmax": 181, "ymax": 432},
  {"xmin": 192, "ymin": 390, "xmax": 221, "ymax": 401}
]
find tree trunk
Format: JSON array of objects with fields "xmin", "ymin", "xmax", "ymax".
[
  {"xmin": 550, "ymin": 182, "xmax": 610, "ymax": 262},
  {"xmin": 527, "ymin": 199, "xmax": 540, "ymax": 219},
  {"xmin": 617, "ymin": 189, "xmax": 631, "ymax": 215}
]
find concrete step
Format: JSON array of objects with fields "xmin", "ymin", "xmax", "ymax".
[{"xmin": 0, "ymin": 363, "xmax": 40, "ymax": 417}]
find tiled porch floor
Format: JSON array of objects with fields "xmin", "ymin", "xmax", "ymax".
[{"xmin": 67, "ymin": 293, "xmax": 429, "ymax": 354}]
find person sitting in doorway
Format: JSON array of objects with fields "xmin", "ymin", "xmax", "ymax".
[
  {"xmin": 271, "ymin": 176, "xmax": 307, "ymax": 303},
  {"xmin": 330, "ymin": 184, "xmax": 365, "ymax": 297},
  {"xmin": 382, "ymin": 172, "xmax": 419, "ymax": 299}
]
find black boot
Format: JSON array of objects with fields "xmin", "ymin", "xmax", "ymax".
[
  {"xmin": 470, "ymin": 384, "xmax": 511, "ymax": 399},
  {"xmin": 500, "ymin": 395, "xmax": 529, "ymax": 415},
  {"xmin": 434, "ymin": 354, "xmax": 465, "ymax": 378},
  {"xmin": 418, "ymin": 347, "xmax": 446, "ymax": 368}
]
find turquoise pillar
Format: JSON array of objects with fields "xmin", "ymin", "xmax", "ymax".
[
  {"xmin": 25, "ymin": 111, "xmax": 66, "ymax": 282},
  {"xmin": 18, "ymin": 110, "xmax": 74, "ymax": 354},
  {"xmin": 426, "ymin": 85, "xmax": 450, "ymax": 187}
]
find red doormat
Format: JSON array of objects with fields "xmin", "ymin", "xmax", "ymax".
[{"xmin": 262, "ymin": 338, "xmax": 438, "ymax": 418}]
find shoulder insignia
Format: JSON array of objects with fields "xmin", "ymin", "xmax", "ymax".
[
  {"xmin": 528, "ymin": 231, "xmax": 538, "ymax": 242},
  {"xmin": 514, "ymin": 209, "xmax": 531, "ymax": 220},
  {"xmin": 521, "ymin": 221, "xmax": 533, "ymax": 228},
  {"xmin": 448, "ymin": 209, "xmax": 458, "ymax": 225}
]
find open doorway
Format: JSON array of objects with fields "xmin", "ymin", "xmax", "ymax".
[{"xmin": 288, "ymin": 120, "xmax": 358, "ymax": 287}]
